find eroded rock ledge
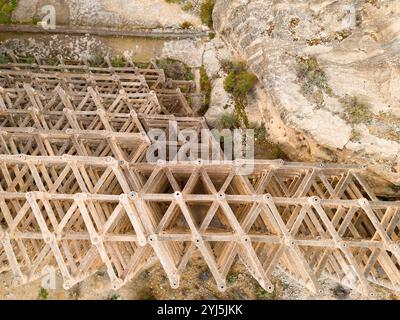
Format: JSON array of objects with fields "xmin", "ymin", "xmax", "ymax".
[{"xmin": 213, "ymin": 0, "xmax": 400, "ymax": 196}]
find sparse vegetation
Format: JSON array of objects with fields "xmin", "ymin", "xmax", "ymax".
[
  {"xmin": 38, "ymin": 287, "xmax": 49, "ymax": 300},
  {"xmin": 220, "ymin": 59, "xmax": 235, "ymax": 73},
  {"xmin": 200, "ymin": 0, "xmax": 216, "ymax": 28},
  {"xmin": 350, "ymin": 129, "xmax": 362, "ymax": 142},
  {"xmin": 223, "ymin": 61, "xmax": 257, "ymax": 97},
  {"xmin": 31, "ymin": 16, "xmax": 39, "ymax": 25},
  {"xmin": 289, "ymin": 17, "xmax": 300, "ymax": 29},
  {"xmin": 256, "ymin": 287, "xmax": 276, "ymax": 300},
  {"xmin": 18, "ymin": 54, "xmax": 35, "ymax": 64},
  {"xmin": 134, "ymin": 61, "xmax": 151, "ymax": 69},
  {"xmin": 157, "ymin": 58, "xmax": 194, "ymax": 81},
  {"xmin": 0, "ymin": 54, "xmax": 10, "ymax": 64},
  {"xmin": 266, "ymin": 22, "xmax": 275, "ymax": 37},
  {"xmin": 384, "ymin": 129, "xmax": 400, "ymax": 142},
  {"xmin": 180, "ymin": 21, "xmax": 193, "ymax": 29},
  {"xmin": 25, "ymin": 55, "xmax": 35, "ymax": 64},
  {"xmin": 109, "ymin": 293, "xmax": 121, "ymax": 300},
  {"xmin": 165, "ymin": 0, "xmax": 180, "ymax": 3},
  {"xmin": 182, "ymin": 2, "xmax": 193, "ymax": 11},
  {"xmin": 296, "ymin": 56, "xmax": 333, "ymax": 98},
  {"xmin": 371, "ymin": 111, "xmax": 400, "ymax": 141},
  {"xmin": 208, "ymin": 32, "xmax": 216, "ymax": 40},
  {"xmin": 90, "ymin": 54, "xmax": 104, "ymax": 67},
  {"xmin": 0, "ymin": 0, "xmax": 18, "ymax": 24},
  {"xmin": 224, "ymin": 71, "xmax": 257, "ymax": 98},
  {"xmin": 227, "ymin": 275, "xmax": 237, "ymax": 284},
  {"xmin": 46, "ymin": 57, "xmax": 59, "ymax": 66},
  {"xmin": 199, "ymin": 65, "xmax": 212, "ymax": 115},
  {"xmin": 137, "ymin": 288, "xmax": 157, "ymax": 300},
  {"xmin": 255, "ymin": 140, "xmax": 287, "ymax": 160},
  {"xmin": 250, "ymin": 123, "xmax": 267, "ymax": 142},
  {"xmin": 223, "ymin": 60, "xmax": 258, "ymax": 128},
  {"xmin": 111, "ymin": 56, "xmax": 126, "ymax": 68},
  {"xmin": 68, "ymin": 284, "xmax": 81, "ymax": 300},
  {"xmin": 218, "ymin": 112, "xmax": 240, "ymax": 130},
  {"xmin": 341, "ymin": 96, "xmax": 372, "ymax": 124},
  {"xmin": 307, "ymin": 29, "xmax": 352, "ymax": 46},
  {"xmin": 248, "ymin": 122, "xmax": 287, "ymax": 160}
]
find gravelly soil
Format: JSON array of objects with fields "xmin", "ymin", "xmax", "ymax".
[{"xmin": 1, "ymin": 254, "xmax": 398, "ymax": 301}]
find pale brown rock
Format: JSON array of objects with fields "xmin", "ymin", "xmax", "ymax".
[{"xmin": 214, "ymin": 0, "xmax": 400, "ymax": 196}]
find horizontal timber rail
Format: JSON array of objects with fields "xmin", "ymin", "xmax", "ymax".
[
  {"xmin": 0, "ymin": 24, "xmax": 209, "ymax": 39},
  {"xmin": 0, "ymin": 156, "xmax": 398, "ymax": 295},
  {"xmin": 0, "ymin": 187, "xmax": 398, "ymax": 294},
  {"xmin": 0, "ymin": 83, "xmax": 193, "ymax": 117},
  {"xmin": 0, "ymin": 53, "xmax": 195, "ymax": 93}
]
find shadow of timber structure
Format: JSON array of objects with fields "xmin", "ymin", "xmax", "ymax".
[{"xmin": 0, "ymin": 53, "xmax": 399, "ymax": 297}]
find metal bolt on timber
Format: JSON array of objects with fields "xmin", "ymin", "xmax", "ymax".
[{"xmin": 0, "ymin": 57, "xmax": 398, "ymax": 296}]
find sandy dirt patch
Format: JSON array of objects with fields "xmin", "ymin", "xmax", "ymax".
[{"xmin": 1, "ymin": 255, "xmax": 398, "ymax": 300}]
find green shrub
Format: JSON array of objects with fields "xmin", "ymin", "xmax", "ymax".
[
  {"xmin": 224, "ymin": 73, "xmax": 235, "ymax": 92},
  {"xmin": 221, "ymin": 61, "xmax": 257, "ymax": 128},
  {"xmin": 200, "ymin": 0, "xmax": 216, "ymax": 28},
  {"xmin": 342, "ymin": 96, "xmax": 372, "ymax": 124},
  {"xmin": 38, "ymin": 288, "xmax": 49, "ymax": 300},
  {"xmin": 227, "ymin": 275, "xmax": 237, "ymax": 284},
  {"xmin": 111, "ymin": 56, "xmax": 125, "ymax": 68},
  {"xmin": 200, "ymin": 65, "xmax": 212, "ymax": 114},
  {"xmin": 223, "ymin": 61, "xmax": 257, "ymax": 98},
  {"xmin": 91, "ymin": 54, "xmax": 104, "ymax": 67},
  {"xmin": 24, "ymin": 54, "xmax": 35, "ymax": 64},
  {"xmin": 236, "ymin": 72, "xmax": 258, "ymax": 96},
  {"xmin": 256, "ymin": 287, "xmax": 276, "ymax": 300},
  {"xmin": 218, "ymin": 112, "xmax": 240, "ymax": 129},
  {"xmin": 251, "ymin": 123, "xmax": 266, "ymax": 141},
  {"xmin": 0, "ymin": 0, "xmax": 18, "ymax": 24},
  {"xmin": 0, "ymin": 54, "xmax": 10, "ymax": 64},
  {"xmin": 224, "ymin": 71, "xmax": 257, "ymax": 97}
]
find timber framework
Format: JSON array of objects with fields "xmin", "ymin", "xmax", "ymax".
[{"xmin": 0, "ymin": 53, "xmax": 399, "ymax": 297}]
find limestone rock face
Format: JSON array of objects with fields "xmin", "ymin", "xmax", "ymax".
[
  {"xmin": 214, "ymin": 0, "xmax": 400, "ymax": 195},
  {"xmin": 13, "ymin": 0, "xmax": 201, "ymax": 29},
  {"xmin": 13, "ymin": 0, "xmax": 70, "ymax": 25}
]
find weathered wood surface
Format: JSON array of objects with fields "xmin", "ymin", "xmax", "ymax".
[{"xmin": 0, "ymin": 54, "xmax": 398, "ymax": 296}]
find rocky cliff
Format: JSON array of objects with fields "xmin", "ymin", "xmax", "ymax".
[{"xmin": 213, "ymin": 0, "xmax": 400, "ymax": 196}]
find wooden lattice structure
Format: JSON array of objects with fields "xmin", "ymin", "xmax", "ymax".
[{"xmin": 0, "ymin": 54, "xmax": 399, "ymax": 297}]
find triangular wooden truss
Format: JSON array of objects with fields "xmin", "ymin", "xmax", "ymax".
[{"xmin": 0, "ymin": 53, "xmax": 398, "ymax": 296}]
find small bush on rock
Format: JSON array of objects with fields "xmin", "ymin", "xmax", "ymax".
[{"xmin": 200, "ymin": 0, "xmax": 216, "ymax": 28}]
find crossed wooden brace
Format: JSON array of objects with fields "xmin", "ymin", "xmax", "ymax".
[{"xmin": 0, "ymin": 156, "xmax": 398, "ymax": 295}]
